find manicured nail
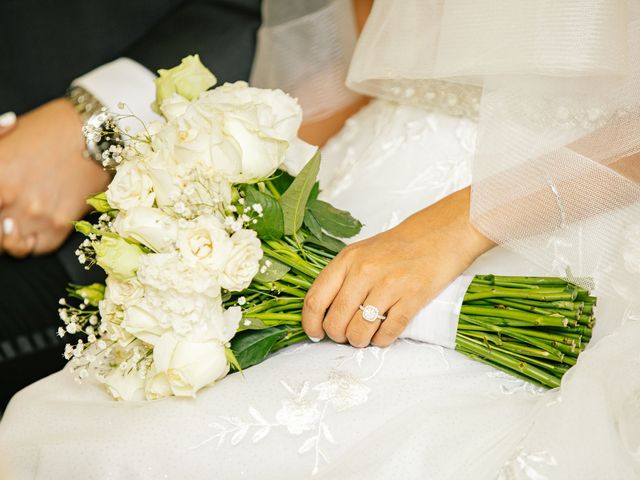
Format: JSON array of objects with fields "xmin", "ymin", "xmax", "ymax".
[
  {"xmin": 2, "ymin": 218, "xmax": 15, "ymax": 235},
  {"xmin": 308, "ymin": 336, "xmax": 323, "ymax": 343},
  {"xmin": 0, "ymin": 111, "xmax": 16, "ymax": 128}
]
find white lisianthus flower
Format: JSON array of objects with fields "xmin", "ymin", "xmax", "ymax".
[
  {"xmin": 104, "ymin": 276, "xmax": 144, "ymax": 306},
  {"xmin": 113, "ymin": 206, "xmax": 178, "ymax": 253},
  {"xmin": 220, "ymin": 229, "xmax": 263, "ymax": 291},
  {"xmin": 94, "ymin": 237, "xmax": 144, "ymax": 280},
  {"xmin": 144, "ymin": 365, "xmax": 173, "ymax": 400},
  {"xmin": 154, "ymin": 54, "xmax": 217, "ymax": 112},
  {"xmin": 153, "ymin": 333, "xmax": 230, "ymax": 397},
  {"xmin": 106, "ymin": 161, "xmax": 155, "ymax": 211},
  {"xmin": 177, "ymin": 215, "xmax": 233, "ymax": 269},
  {"xmin": 103, "ymin": 368, "xmax": 145, "ymax": 401}
]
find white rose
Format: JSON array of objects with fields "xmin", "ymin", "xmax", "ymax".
[
  {"xmin": 159, "ymin": 93, "xmax": 191, "ymax": 122},
  {"xmin": 104, "ymin": 276, "xmax": 143, "ymax": 306},
  {"xmin": 204, "ymin": 82, "xmax": 302, "ymax": 142},
  {"xmin": 106, "ymin": 161, "xmax": 155, "ymax": 211},
  {"xmin": 120, "ymin": 304, "xmax": 167, "ymax": 346},
  {"xmin": 102, "ymin": 368, "xmax": 145, "ymax": 401},
  {"xmin": 282, "ymin": 138, "xmax": 318, "ymax": 177},
  {"xmin": 220, "ymin": 229, "xmax": 263, "ymax": 291},
  {"xmin": 190, "ymin": 82, "xmax": 303, "ymax": 182},
  {"xmin": 178, "ymin": 215, "xmax": 233, "ymax": 269},
  {"xmin": 144, "ymin": 365, "xmax": 173, "ymax": 400},
  {"xmin": 153, "ymin": 333, "xmax": 230, "ymax": 397},
  {"xmin": 113, "ymin": 206, "xmax": 178, "ymax": 253}
]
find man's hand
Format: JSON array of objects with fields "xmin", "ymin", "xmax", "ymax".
[
  {"xmin": 0, "ymin": 99, "xmax": 111, "ymax": 257},
  {"xmin": 302, "ymin": 187, "xmax": 496, "ymax": 348}
]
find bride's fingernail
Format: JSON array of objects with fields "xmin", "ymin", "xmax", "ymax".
[
  {"xmin": 2, "ymin": 218, "xmax": 15, "ymax": 235},
  {"xmin": 308, "ymin": 336, "xmax": 323, "ymax": 343},
  {"xmin": 0, "ymin": 111, "xmax": 16, "ymax": 127}
]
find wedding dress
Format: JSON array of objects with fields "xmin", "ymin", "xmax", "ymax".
[{"xmin": 1, "ymin": 1, "xmax": 639, "ymax": 479}]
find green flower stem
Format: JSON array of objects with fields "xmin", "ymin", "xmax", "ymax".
[
  {"xmin": 267, "ymin": 304, "xmax": 303, "ymax": 313},
  {"xmin": 499, "ymin": 298, "xmax": 584, "ymax": 312},
  {"xmin": 458, "ymin": 316, "xmax": 578, "ymax": 345},
  {"xmin": 460, "ymin": 330, "xmax": 565, "ymax": 362},
  {"xmin": 243, "ymin": 297, "xmax": 302, "ymax": 315},
  {"xmin": 461, "ymin": 332, "xmax": 568, "ymax": 373},
  {"xmin": 463, "ymin": 289, "xmax": 577, "ymax": 302},
  {"xmin": 484, "ymin": 298, "xmax": 579, "ymax": 320},
  {"xmin": 254, "ymin": 281, "xmax": 306, "ymax": 298},
  {"xmin": 460, "ymin": 306, "xmax": 570, "ymax": 327},
  {"xmin": 262, "ymin": 243, "xmax": 320, "ymax": 277},
  {"xmin": 264, "ymin": 180, "xmax": 281, "ymax": 199},
  {"xmin": 455, "ymin": 335, "xmax": 561, "ymax": 388},
  {"xmin": 475, "ymin": 275, "xmax": 569, "ymax": 286},
  {"xmin": 271, "ymin": 328, "xmax": 308, "ymax": 352},
  {"xmin": 456, "ymin": 348, "xmax": 552, "ymax": 389},
  {"xmin": 281, "ymin": 273, "xmax": 313, "ymax": 290},
  {"xmin": 248, "ymin": 313, "xmax": 302, "ymax": 321}
]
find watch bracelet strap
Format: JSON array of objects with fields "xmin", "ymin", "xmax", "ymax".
[
  {"xmin": 66, "ymin": 85, "xmax": 105, "ymax": 123},
  {"xmin": 65, "ymin": 85, "xmax": 121, "ymax": 167}
]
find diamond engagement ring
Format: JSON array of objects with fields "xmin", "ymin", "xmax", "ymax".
[{"xmin": 359, "ymin": 304, "xmax": 386, "ymax": 322}]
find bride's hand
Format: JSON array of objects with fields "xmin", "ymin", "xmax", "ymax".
[{"xmin": 302, "ymin": 187, "xmax": 495, "ymax": 347}]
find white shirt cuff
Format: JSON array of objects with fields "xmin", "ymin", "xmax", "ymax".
[
  {"xmin": 72, "ymin": 57, "xmax": 159, "ymax": 132},
  {"xmin": 400, "ymin": 275, "xmax": 473, "ymax": 349}
]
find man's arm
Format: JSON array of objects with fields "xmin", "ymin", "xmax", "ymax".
[{"xmin": 0, "ymin": 0, "xmax": 261, "ymax": 259}]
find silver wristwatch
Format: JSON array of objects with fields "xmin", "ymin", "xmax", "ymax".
[{"xmin": 66, "ymin": 85, "xmax": 123, "ymax": 168}]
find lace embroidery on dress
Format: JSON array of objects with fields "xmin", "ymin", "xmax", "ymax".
[
  {"xmin": 354, "ymin": 79, "xmax": 482, "ymax": 120},
  {"xmin": 191, "ymin": 345, "xmax": 390, "ymax": 475}
]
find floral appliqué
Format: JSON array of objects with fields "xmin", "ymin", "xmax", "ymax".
[{"xmin": 192, "ymin": 344, "xmax": 389, "ymax": 475}]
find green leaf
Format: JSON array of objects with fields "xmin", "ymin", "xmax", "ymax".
[
  {"xmin": 244, "ymin": 186, "xmax": 284, "ymax": 240},
  {"xmin": 225, "ymin": 347, "xmax": 243, "ymax": 373},
  {"xmin": 230, "ymin": 325, "xmax": 296, "ymax": 369},
  {"xmin": 86, "ymin": 192, "xmax": 113, "ymax": 213},
  {"xmin": 307, "ymin": 199, "xmax": 363, "ymax": 238},
  {"xmin": 270, "ymin": 170, "xmax": 295, "ymax": 196},
  {"xmin": 236, "ymin": 316, "xmax": 269, "ymax": 332},
  {"xmin": 303, "ymin": 209, "xmax": 323, "ymax": 239},
  {"xmin": 305, "ymin": 232, "xmax": 346, "ymax": 254},
  {"xmin": 309, "ymin": 182, "xmax": 320, "ymax": 201},
  {"xmin": 253, "ymin": 256, "xmax": 290, "ymax": 282},
  {"xmin": 280, "ymin": 149, "xmax": 321, "ymax": 235}
]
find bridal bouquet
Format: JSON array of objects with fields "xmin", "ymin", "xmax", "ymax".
[
  {"xmin": 59, "ymin": 56, "xmax": 595, "ymax": 401},
  {"xmin": 58, "ymin": 55, "xmax": 361, "ymax": 400}
]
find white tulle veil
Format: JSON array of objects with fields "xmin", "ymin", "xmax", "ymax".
[
  {"xmin": 252, "ymin": 0, "xmax": 640, "ymax": 333},
  {"xmin": 251, "ymin": 1, "xmax": 640, "ymax": 477}
]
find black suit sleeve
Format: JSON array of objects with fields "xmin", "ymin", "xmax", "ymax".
[{"xmin": 124, "ymin": 0, "xmax": 261, "ymax": 83}]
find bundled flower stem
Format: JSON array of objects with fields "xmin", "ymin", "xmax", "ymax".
[
  {"xmin": 455, "ymin": 275, "xmax": 596, "ymax": 388},
  {"xmin": 230, "ymin": 226, "xmax": 597, "ymax": 390}
]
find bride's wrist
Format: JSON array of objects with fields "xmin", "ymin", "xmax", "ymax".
[
  {"xmin": 406, "ymin": 186, "xmax": 495, "ymax": 264},
  {"xmin": 457, "ymin": 187, "xmax": 496, "ymax": 259}
]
